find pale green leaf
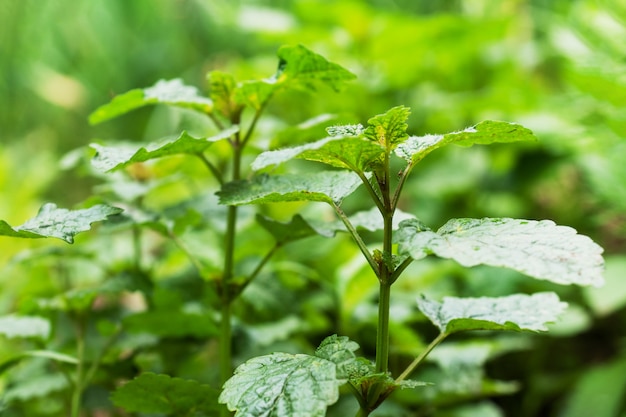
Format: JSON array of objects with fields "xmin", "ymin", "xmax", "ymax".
[
  {"xmin": 584, "ymin": 256, "xmax": 626, "ymax": 317},
  {"xmin": 236, "ymin": 79, "xmax": 278, "ymax": 111},
  {"xmin": 1, "ymin": 350, "xmax": 78, "ymax": 376},
  {"xmin": 89, "ymin": 78, "xmax": 213, "ymax": 124},
  {"xmin": 219, "ymin": 353, "xmax": 342, "ymax": 417},
  {"xmin": 315, "ymin": 335, "xmax": 363, "ymax": 380},
  {"xmin": 217, "ymin": 171, "xmax": 364, "ymax": 206},
  {"xmin": 208, "ymin": 71, "xmax": 242, "ymax": 118},
  {"xmin": 111, "ymin": 372, "xmax": 220, "ymax": 414},
  {"xmin": 364, "ymin": 106, "xmax": 411, "ymax": 149},
  {"xmin": 3, "ymin": 373, "xmax": 69, "ymax": 402},
  {"xmin": 395, "ymin": 121, "xmax": 537, "ymax": 163},
  {"xmin": 251, "ymin": 136, "xmax": 384, "ymax": 172},
  {"xmin": 0, "ymin": 315, "xmax": 50, "ymax": 339},
  {"xmin": 325, "ymin": 124, "xmax": 364, "ymax": 137},
  {"xmin": 417, "ymin": 292, "xmax": 568, "ymax": 334},
  {"xmin": 0, "ymin": 203, "xmax": 123, "ymax": 243},
  {"xmin": 275, "ymin": 44, "xmax": 356, "ymax": 92},
  {"xmin": 90, "ymin": 126, "xmax": 238, "ymax": 172},
  {"xmin": 396, "ymin": 218, "xmax": 604, "ymax": 287}
]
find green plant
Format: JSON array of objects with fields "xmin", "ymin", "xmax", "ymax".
[{"xmin": 0, "ymin": 45, "xmax": 605, "ymax": 417}]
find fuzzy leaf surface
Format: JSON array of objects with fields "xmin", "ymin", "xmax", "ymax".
[
  {"xmin": 252, "ymin": 136, "xmax": 384, "ymax": 172},
  {"xmin": 396, "ymin": 218, "xmax": 604, "ymax": 287},
  {"xmin": 111, "ymin": 372, "xmax": 220, "ymax": 415},
  {"xmin": 0, "ymin": 203, "xmax": 123, "ymax": 243},
  {"xmin": 219, "ymin": 353, "xmax": 342, "ymax": 417},
  {"xmin": 90, "ymin": 126, "xmax": 238, "ymax": 172},
  {"xmin": 395, "ymin": 121, "xmax": 537, "ymax": 163},
  {"xmin": 217, "ymin": 171, "xmax": 364, "ymax": 206},
  {"xmin": 89, "ymin": 79, "xmax": 213, "ymax": 124},
  {"xmin": 417, "ymin": 292, "xmax": 567, "ymax": 334},
  {"xmin": 0, "ymin": 315, "xmax": 50, "ymax": 339},
  {"xmin": 364, "ymin": 106, "xmax": 411, "ymax": 149},
  {"xmin": 314, "ymin": 335, "xmax": 362, "ymax": 380}
]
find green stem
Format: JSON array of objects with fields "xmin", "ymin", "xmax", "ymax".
[
  {"xmin": 197, "ymin": 153, "xmax": 224, "ymax": 185},
  {"xmin": 390, "ymin": 257, "xmax": 413, "ymax": 284},
  {"xmin": 375, "ymin": 281, "xmax": 391, "ymax": 374},
  {"xmin": 237, "ymin": 243, "xmax": 280, "ymax": 296},
  {"xmin": 395, "ymin": 332, "xmax": 448, "ymax": 383},
  {"xmin": 333, "ymin": 203, "xmax": 378, "ymax": 275},
  {"xmin": 390, "ymin": 163, "xmax": 413, "ymax": 212}
]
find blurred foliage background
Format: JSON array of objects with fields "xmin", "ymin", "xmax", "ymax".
[{"xmin": 1, "ymin": 0, "xmax": 626, "ymax": 416}]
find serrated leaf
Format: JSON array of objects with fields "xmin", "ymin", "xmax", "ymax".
[
  {"xmin": 275, "ymin": 44, "xmax": 356, "ymax": 92},
  {"xmin": 219, "ymin": 352, "xmax": 343, "ymax": 417},
  {"xmin": 364, "ymin": 106, "xmax": 411, "ymax": 149},
  {"xmin": 252, "ymin": 136, "xmax": 384, "ymax": 173},
  {"xmin": 217, "ymin": 171, "xmax": 364, "ymax": 206},
  {"xmin": 123, "ymin": 310, "xmax": 219, "ymax": 338},
  {"xmin": 236, "ymin": 79, "xmax": 279, "ymax": 111},
  {"xmin": 111, "ymin": 372, "xmax": 220, "ymax": 415},
  {"xmin": 315, "ymin": 335, "xmax": 362, "ymax": 380},
  {"xmin": 417, "ymin": 292, "xmax": 567, "ymax": 334},
  {"xmin": 395, "ymin": 121, "xmax": 537, "ymax": 163},
  {"xmin": 90, "ymin": 126, "xmax": 238, "ymax": 172},
  {"xmin": 396, "ymin": 218, "xmax": 604, "ymax": 287},
  {"xmin": 0, "ymin": 315, "xmax": 50, "ymax": 339},
  {"xmin": 208, "ymin": 71, "xmax": 242, "ymax": 118},
  {"xmin": 89, "ymin": 79, "xmax": 213, "ymax": 124},
  {"xmin": 257, "ymin": 214, "xmax": 331, "ymax": 243},
  {"xmin": 0, "ymin": 203, "xmax": 123, "ymax": 243}
]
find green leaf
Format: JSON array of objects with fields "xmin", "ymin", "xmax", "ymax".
[
  {"xmin": 0, "ymin": 350, "xmax": 79, "ymax": 375},
  {"xmin": 123, "ymin": 310, "xmax": 219, "ymax": 338},
  {"xmin": 396, "ymin": 218, "xmax": 604, "ymax": 287},
  {"xmin": 208, "ymin": 71, "xmax": 243, "ymax": 118},
  {"xmin": 0, "ymin": 315, "xmax": 50, "ymax": 339},
  {"xmin": 236, "ymin": 79, "xmax": 279, "ymax": 111},
  {"xmin": 417, "ymin": 292, "xmax": 567, "ymax": 334},
  {"xmin": 364, "ymin": 106, "xmax": 411, "ymax": 150},
  {"xmin": 219, "ymin": 353, "xmax": 342, "ymax": 417},
  {"xmin": 217, "ymin": 171, "xmax": 364, "ymax": 206},
  {"xmin": 251, "ymin": 136, "xmax": 384, "ymax": 173},
  {"xmin": 275, "ymin": 44, "xmax": 356, "ymax": 92},
  {"xmin": 314, "ymin": 334, "xmax": 363, "ymax": 380},
  {"xmin": 257, "ymin": 214, "xmax": 331, "ymax": 243},
  {"xmin": 111, "ymin": 372, "xmax": 220, "ymax": 415},
  {"xmin": 395, "ymin": 121, "xmax": 537, "ymax": 163},
  {"xmin": 89, "ymin": 78, "xmax": 213, "ymax": 124},
  {"xmin": 90, "ymin": 126, "xmax": 238, "ymax": 172},
  {"xmin": 0, "ymin": 203, "xmax": 123, "ymax": 243}
]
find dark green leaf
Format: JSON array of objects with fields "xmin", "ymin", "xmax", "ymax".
[
  {"xmin": 396, "ymin": 218, "xmax": 604, "ymax": 286},
  {"xmin": 217, "ymin": 171, "xmax": 364, "ymax": 206},
  {"xmin": 364, "ymin": 106, "xmax": 411, "ymax": 150},
  {"xmin": 0, "ymin": 203, "xmax": 123, "ymax": 243},
  {"xmin": 257, "ymin": 214, "xmax": 331, "ymax": 243},
  {"xmin": 251, "ymin": 136, "xmax": 384, "ymax": 173},
  {"xmin": 90, "ymin": 126, "xmax": 238, "ymax": 172},
  {"xmin": 89, "ymin": 79, "xmax": 213, "ymax": 124},
  {"xmin": 417, "ymin": 292, "xmax": 567, "ymax": 334},
  {"xmin": 395, "ymin": 121, "xmax": 537, "ymax": 163},
  {"xmin": 275, "ymin": 44, "xmax": 356, "ymax": 92},
  {"xmin": 219, "ymin": 353, "xmax": 343, "ymax": 417},
  {"xmin": 111, "ymin": 372, "xmax": 220, "ymax": 415},
  {"xmin": 0, "ymin": 315, "xmax": 50, "ymax": 339}
]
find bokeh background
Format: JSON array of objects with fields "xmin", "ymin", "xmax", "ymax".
[{"xmin": 1, "ymin": 1, "xmax": 625, "ymax": 416}]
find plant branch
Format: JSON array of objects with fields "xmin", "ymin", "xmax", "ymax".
[
  {"xmin": 196, "ymin": 153, "xmax": 224, "ymax": 185},
  {"xmin": 391, "ymin": 163, "xmax": 413, "ymax": 212},
  {"xmin": 236, "ymin": 243, "xmax": 281, "ymax": 296},
  {"xmin": 332, "ymin": 203, "xmax": 378, "ymax": 275},
  {"xmin": 395, "ymin": 332, "xmax": 448, "ymax": 383},
  {"xmin": 390, "ymin": 256, "xmax": 413, "ymax": 284},
  {"xmin": 70, "ymin": 317, "xmax": 86, "ymax": 417}
]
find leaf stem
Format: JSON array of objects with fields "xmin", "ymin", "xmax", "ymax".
[
  {"xmin": 332, "ymin": 203, "xmax": 378, "ymax": 275},
  {"xmin": 395, "ymin": 332, "xmax": 448, "ymax": 383},
  {"xmin": 70, "ymin": 317, "xmax": 86, "ymax": 417},
  {"xmin": 196, "ymin": 153, "xmax": 224, "ymax": 185},
  {"xmin": 237, "ymin": 243, "xmax": 281, "ymax": 296},
  {"xmin": 391, "ymin": 163, "xmax": 413, "ymax": 212}
]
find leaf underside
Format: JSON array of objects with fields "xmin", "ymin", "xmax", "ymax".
[
  {"xmin": 417, "ymin": 292, "xmax": 568, "ymax": 334},
  {"xmin": 0, "ymin": 203, "xmax": 123, "ymax": 243},
  {"xmin": 0, "ymin": 315, "xmax": 50, "ymax": 339},
  {"xmin": 396, "ymin": 217, "xmax": 604, "ymax": 287},
  {"xmin": 217, "ymin": 171, "xmax": 365, "ymax": 206}
]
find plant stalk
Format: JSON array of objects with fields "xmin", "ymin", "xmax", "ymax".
[
  {"xmin": 395, "ymin": 332, "xmax": 448, "ymax": 383},
  {"xmin": 70, "ymin": 318, "xmax": 86, "ymax": 417}
]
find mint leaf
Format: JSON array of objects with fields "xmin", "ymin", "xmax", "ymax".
[
  {"xmin": 395, "ymin": 121, "xmax": 537, "ymax": 163},
  {"xmin": 236, "ymin": 80, "xmax": 279, "ymax": 111},
  {"xmin": 89, "ymin": 79, "xmax": 213, "ymax": 124},
  {"xmin": 251, "ymin": 136, "xmax": 384, "ymax": 173},
  {"xmin": 417, "ymin": 292, "xmax": 567, "ymax": 334},
  {"xmin": 111, "ymin": 372, "xmax": 220, "ymax": 415},
  {"xmin": 217, "ymin": 171, "xmax": 364, "ymax": 206},
  {"xmin": 0, "ymin": 203, "xmax": 123, "ymax": 243},
  {"xmin": 396, "ymin": 218, "xmax": 604, "ymax": 287},
  {"xmin": 0, "ymin": 315, "xmax": 50, "ymax": 339},
  {"xmin": 364, "ymin": 106, "xmax": 411, "ymax": 149},
  {"xmin": 208, "ymin": 71, "xmax": 243, "ymax": 118},
  {"xmin": 91, "ymin": 126, "xmax": 238, "ymax": 172},
  {"xmin": 276, "ymin": 44, "xmax": 356, "ymax": 92},
  {"xmin": 219, "ymin": 353, "xmax": 342, "ymax": 417},
  {"xmin": 315, "ymin": 335, "xmax": 363, "ymax": 380}
]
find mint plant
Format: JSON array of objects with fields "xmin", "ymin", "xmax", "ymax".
[{"xmin": 0, "ymin": 45, "xmax": 605, "ymax": 417}]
